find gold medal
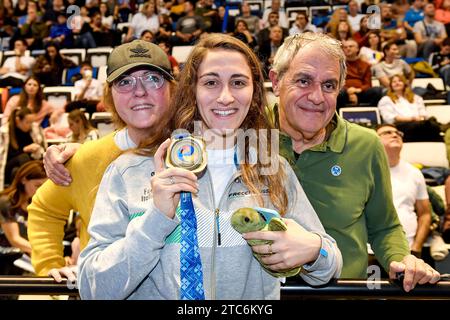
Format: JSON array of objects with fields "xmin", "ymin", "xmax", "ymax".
[{"xmin": 165, "ymin": 133, "xmax": 207, "ymax": 175}]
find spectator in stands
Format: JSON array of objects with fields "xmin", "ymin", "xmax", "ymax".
[
  {"xmin": 325, "ymin": 8, "xmax": 349, "ymax": 36},
  {"xmin": 337, "ymin": 39, "xmax": 383, "ymax": 108},
  {"xmin": 288, "ymin": 12, "xmax": 317, "ymax": 36},
  {"xmin": 1, "ymin": 0, "xmax": 17, "ymax": 36},
  {"xmin": 261, "ymin": 0, "xmax": 288, "ymax": 29},
  {"xmin": 331, "ymin": 21, "xmax": 353, "ymax": 42},
  {"xmin": 372, "ymin": 41, "xmax": 415, "ymax": 88},
  {"xmin": 43, "ymin": 11, "xmax": 73, "ymax": 49},
  {"xmin": 436, "ymin": 0, "xmax": 450, "ymax": 35},
  {"xmin": 2, "ymin": 76, "xmax": 55, "ymax": 127},
  {"xmin": 69, "ymin": 14, "xmax": 97, "ymax": 49},
  {"xmin": 90, "ymin": 11, "xmax": 116, "ymax": 47},
  {"xmin": 66, "ymin": 109, "xmax": 99, "ymax": 143},
  {"xmin": 27, "ymin": 40, "xmax": 175, "ymax": 282},
  {"xmin": 377, "ymin": 124, "xmax": 431, "ymax": 258},
  {"xmin": 158, "ymin": 40, "xmax": 180, "ymax": 79},
  {"xmin": 359, "ymin": 31, "xmax": 384, "ymax": 67},
  {"xmin": 232, "ymin": 20, "xmax": 256, "ymax": 49},
  {"xmin": 42, "ymin": 0, "xmax": 65, "ymax": 26},
  {"xmin": 347, "ymin": 0, "xmax": 364, "ymax": 32},
  {"xmin": 77, "ymin": 33, "xmax": 341, "ymax": 300},
  {"xmin": 258, "ymin": 25, "xmax": 284, "ymax": 78},
  {"xmin": 17, "ymin": 4, "xmax": 48, "ymax": 50},
  {"xmin": 140, "ymin": 29, "xmax": 154, "ymax": 42},
  {"xmin": 257, "ymin": 11, "xmax": 288, "ymax": 50},
  {"xmin": 414, "ymin": 2, "xmax": 448, "ymax": 60},
  {"xmin": 66, "ymin": 61, "xmax": 103, "ymax": 116},
  {"xmin": 157, "ymin": 13, "xmax": 175, "ymax": 41},
  {"xmin": 268, "ymin": 32, "xmax": 440, "ymax": 289},
  {"xmin": 32, "ymin": 42, "xmax": 76, "ymax": 87},
  {"xmin": 380, "ymin": 3, "xmax": 417, "ymax": 58},
  {"xmin": 13, "ymin": 0, "xmax": 28, "ymax": 19},
  {"xmin": 174, "ymin": 0, "xmax": 205, "ymax": 45},
  {"xmin": 378, "ymin": 74, "xmax": 427, "ymax": 124},
  {"xmin": 125, "ymin": 1, "xmax": 159, "ymax": 42},
  {"xmin": 352, "ymin": 15, "xmax": 370, "ymax": 48},
  {"xmin": 99, "ymin": 1, "xmax": 114, "ymax": 30},
  {"xmin": 116, "ymin": 0, "xmax": 132, "ymax": 23},
  {"xmin": 0, "ymin": 108, "xmax": 46, "ymax": 188},
  {"xmin": 42, "ymin": 109, "xmax": 71, "ymax": 141},
  {"xmin": 0, "ymin": 38, "xmax": 35, "ymax": 88},
  {"xmin": 195, "ymin": 0, "xmax": 217, "ymax": 32},
  {"xmin": 404, "ymin": 0, "xmax": 425, "ymax": 40},
  {"xmin": 0, "ymin": 160, "xmax": 46, "ymax": 275},
  {"xmin": 236, "ymin": 1, "xmax": 260, "ymax": 36},
  {"xmin": 210, "ymin": 5, "xmax": 235, "ymax": 34},
  {"xmin": 79, "ymin": 6, "xmax": 91, "ymax": 24},
  {"xmin": 430, "ymin": 37, "xmax": 450, "ymax": 86},
  {"xmin": 170, "ymin": 0, "xmax": 186, "ymax": 23}
]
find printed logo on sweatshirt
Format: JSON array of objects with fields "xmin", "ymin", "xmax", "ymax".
[
  {"xmin": 141, "ymin": 188, "xmax": 151, "ymax": 202},
  {"xmin": 228, "ymin": 188, "xmax": 269, "ymax": 199}
]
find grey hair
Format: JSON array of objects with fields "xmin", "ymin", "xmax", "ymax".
[{"xmin": 272, "ymin": 33, "xmax": 347, "ymax": 90}]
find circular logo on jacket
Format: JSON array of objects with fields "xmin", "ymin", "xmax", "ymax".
[{"xmin": 331, "ymin": 165, "xmax": 342, "ymax": 176}]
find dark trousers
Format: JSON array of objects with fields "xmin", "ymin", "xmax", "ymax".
[
  {"xmin": 0, "ymin": 76, "xmax": 24, "ymax": 88},
  {"xmin": 65, "ymin": 99, "xmax": 100, "ymax": 117},
  {"xmin": 337, "ymin": 87, "xmax": 384, "ymax": 110}
]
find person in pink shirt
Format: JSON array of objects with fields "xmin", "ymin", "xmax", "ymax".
[{"xmin": 2, "ymin": 76, "xmax": 55, "ymax": 128}]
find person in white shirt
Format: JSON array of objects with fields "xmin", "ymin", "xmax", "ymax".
[
  {"xmin": 347, "ymin": 0, "xmax": 364, "ymax": 32},
  {"xmin": 125, "ymin": 1, "xmax": 160, "ymax": 42},
  {"xmin": 66, "ymin": 61, "xmax": 103, "ymax": 116},
  {"xmin": 288, "ymin": 12, "xmax": 317, "ymax": 36},
  {"xmin": 377, "ymin": 74, "xmax": 427, "ymax": 124},
  {"xmin": 0, "ymin": 39, "xmax": 35, "ymax": 88},
  {"xmin": 376, "ymin": 124, "xmax": 431, "ymax": 257},
  {"xmin": 261, "ymin": 0, "xmax": 288, "ymax": 29}
]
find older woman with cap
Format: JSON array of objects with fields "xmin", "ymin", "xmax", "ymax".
[{"xmin": 27, "ymin": 39, "xmax": 176, "ymax": 282}]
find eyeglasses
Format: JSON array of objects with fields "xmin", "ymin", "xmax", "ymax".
[
  {"xmin": 112, "ymin": 71, "xmax": 165, "ymax": 93},
  {"xmin": 378, "ymin": 129, "xmax": 404, "ymax": 138}
]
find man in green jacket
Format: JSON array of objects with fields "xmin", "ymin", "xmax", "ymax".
[{"xmin": 268, "ymin": 32, "xmax": 440, "ymax": 291}]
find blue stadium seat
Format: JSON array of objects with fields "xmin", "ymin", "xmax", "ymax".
[{"xmin": 63, "ymin": 66, "xmax": 99, "ymax": 86}]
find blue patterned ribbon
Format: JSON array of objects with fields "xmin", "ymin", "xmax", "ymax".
[{"xmin": 179, "ymin": 191, "xmax": 205, "ymax": 300}]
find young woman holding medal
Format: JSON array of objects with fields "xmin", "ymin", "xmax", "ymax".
[{"xmin": 78, "ymin": 34, "xmax": 342, "ymax": 300}]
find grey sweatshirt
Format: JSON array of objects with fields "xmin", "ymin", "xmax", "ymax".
[{"xmin": 78, "ymin": 153, "xmax": 342, "ymax": 300}]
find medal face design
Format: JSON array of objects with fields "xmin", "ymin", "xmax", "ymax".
[{"xmin": 166, "ymin": 134, "xmax": 207, "ymax": 174}]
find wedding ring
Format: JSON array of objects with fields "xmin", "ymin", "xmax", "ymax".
[
  {"xmin": 169, "ymin": 176, "xmax": 175, "ymax": 185},
  {"xmin": 268, "ymin": 243, "xmax": 273, "ymax": 255}
]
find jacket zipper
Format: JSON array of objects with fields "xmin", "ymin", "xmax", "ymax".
[
  {"xmin": 215, "ymin": 208, "xmax": 221, "ymax": 246},
  {"xmin": 207, "ymin": 169, "xmax": 242, "ymax": 300}
]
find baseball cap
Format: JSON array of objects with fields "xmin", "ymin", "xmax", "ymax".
[{"xmin": 106, "ymin": 40, "xmax": 174, "ymax": 83}]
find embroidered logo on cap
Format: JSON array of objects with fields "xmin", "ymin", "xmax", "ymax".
[
  {"xmin": 331, "ymin": 165, "xmax": 341, "ymax": 176},
  {"xmin": 129, "ymin": 44, "xmax": 151, "ymax": 58}
]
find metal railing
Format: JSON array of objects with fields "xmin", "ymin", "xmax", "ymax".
[{"xmin": 1, "ymin": 276, "xmax": 450, "ymax": 299}]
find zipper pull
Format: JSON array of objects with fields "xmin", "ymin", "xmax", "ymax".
[{"xmin": 215, "ymin": 208, "xmax": 221, "ymax": 246}]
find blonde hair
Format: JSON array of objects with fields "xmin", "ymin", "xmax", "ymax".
[
  {"xmin": 272, "ymin": 33, "xmax": 347, "ymax": 90},
  {"xmin": 387, "ymin": 74, "xmax": 415, "ymax": 103},
  {"xmin": 170, "ymin": 33, "xmax": 288, "ymax": 215}
]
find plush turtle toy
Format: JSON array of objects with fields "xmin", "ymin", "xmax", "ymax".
[{"xmin": 230, "ymin": 207, "xmax": 301, "ymax": 278}]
